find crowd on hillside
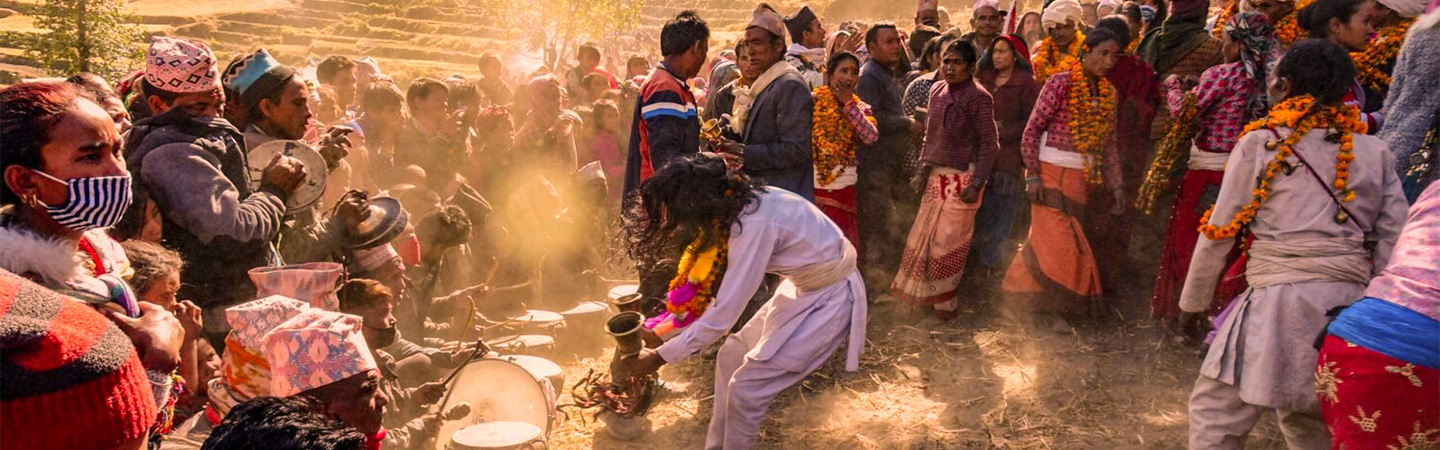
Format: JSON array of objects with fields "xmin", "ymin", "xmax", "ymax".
[{"xmin": 1, "ymin": 0, "xmax": 1438, "ymax": 448}]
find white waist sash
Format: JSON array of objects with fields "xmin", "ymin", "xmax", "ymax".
[
  {"xmin": 1188, "ymin": 145, "xmax": 1229, "ymax": 171},
  {"xmin": 1038, "ymin": 132, "xmax": 1088, "ymax": 169}
]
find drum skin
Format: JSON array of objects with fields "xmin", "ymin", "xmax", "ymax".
[{"xmin": 436, "ymin": 358, "xmax": 555, "ymax": 450}]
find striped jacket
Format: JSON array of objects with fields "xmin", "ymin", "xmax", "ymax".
[{"xmin": 623, "ymin": 63, "xmax": 701, "ymax": 196}]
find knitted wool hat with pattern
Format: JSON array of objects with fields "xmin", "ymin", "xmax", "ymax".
[{"xmin": 0, "ymin": 269, "xmax": 157, "ymax": 450}]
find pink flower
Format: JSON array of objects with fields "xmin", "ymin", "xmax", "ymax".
[
  {"xmin": 644, "ymin": 312, "xmax": 671, "ymax": 329},
  {"xmin": 667, "ymin": 283, "xmax": 698, "ymax": 306}
]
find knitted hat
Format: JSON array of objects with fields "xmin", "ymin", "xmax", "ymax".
[
  {"xmin": 784, "ymin": 6, "xmax": 818, "ymax": 43},
  {"xmin": 144, "ymin": 37, "xmax": 220, "ymax": 93},
  {"xmin": 0, "ymin": 269, "xmax": 157, "ymax": 449},
  {"xmin": 262, "ymin": 310, "xmax": 378, "ymax": 398},
  {"xmin": 749, "ymin": 3, "xmax": 787, "ymax": 42}
]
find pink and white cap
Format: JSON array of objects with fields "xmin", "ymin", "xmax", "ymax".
[
  {"xmin": 144, "ymin": 37, "xmax": 221, "ymax": 93},
  {"xmin": 225, "ymin": 295, "xmax": 311, "ymax": 351},
  {"xmin": 262, "ymin": 310, "xmax": 378, "ymax": 398}
]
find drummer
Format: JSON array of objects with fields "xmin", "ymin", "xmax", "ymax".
[
  {"xmin": 620, "ymin": 155, "xmax": 867, "ymax": 450},
  {"xmin": 227, "ymin": 49, "xmax": 370, "ymax": 265},
  {"xmin": 124, "ymin": 38, "xmax": 306, "ymax": 350},
  {"xmin": 338, "ymin": 279, "xmax": 462, "ymax": 449}
]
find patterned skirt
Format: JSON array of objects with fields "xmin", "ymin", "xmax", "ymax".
[{"xmin": 891, "ymin": 169, "xmax": 983, "ymax": 308}]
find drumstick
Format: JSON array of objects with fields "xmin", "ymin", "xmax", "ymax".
[{"xmin": 436, "ymin": 338, "xmax": 489, "ymax": 411}]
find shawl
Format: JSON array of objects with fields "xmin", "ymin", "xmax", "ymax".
[
  {"xmin": 730, "ymin": 61, "xmax": 799, "ymax": 135},
  {"xmin": 1138, "ymin": 15, "xmax": 1211, "ymax": 74}
]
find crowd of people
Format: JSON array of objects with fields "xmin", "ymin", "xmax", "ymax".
[{"xmin": 0, "ymin": 0, "xmax": 1437, "ymax": 448}]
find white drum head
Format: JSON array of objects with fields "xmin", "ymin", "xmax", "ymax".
[
  {"xmin": 437, "ymin": 359, "xmax": 551, "ymax": 449},
  {"xmin": 246, "ymin": 139, "xmax": 328, "ymax": 211},
  {"xmin": 450, "ymin": 421, "xmax": 541, "ymax": 449},
  {"xmin": 559, "ymin": 301, "xmax": 609, "ymax": 316},
  {"xmin": 607, "ymin": 285, "xmax": 638, "ymax": 301},
  {"xmin": 509, "ymin": 310, "xmax": 563, "ymax": 325},
  {"xmin": 490, "ymin": 335, "xmax": 555, "ymax": 351},
  {"xmin": 502, "ymin": 355, "xmax": 562, "ymax": 380}
]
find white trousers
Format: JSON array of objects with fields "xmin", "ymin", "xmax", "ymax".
[
  {"xmin": 1188, "ymin": 375, "xmax": 1331, "ymax": 450},
  {"xmin": 703, "ymin": 293, "xmax": 852, "ymax": 450}
]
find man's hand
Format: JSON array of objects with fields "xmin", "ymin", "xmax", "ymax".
[
  {"xmin": 413, "ymin": 382, "xmax": 447, "ymax": 406},
  {"xmin": 335, "ymin": 192, "xmax": 371, "ymax": 234},
  {"xmin": 960, "ymin": 184, "xmax": 982, "ymax": 203},
  {"xmin": 261, "ymin": 154, "xmax": 307, "ymax": 194},
  {"xmin": 443, "ymin": 402, "xmax": 471, "ymax": 421},
  {"xmin": 317, "ymin": 126, "xmax": 354, "ymax": 172},
  {"xmin": 172, "ymin": 300, "xmax": 203, "ymax": 341},
  {"xmin": 107, "ymin": 302, "xmax": 184, "ymax": 373},
  {"xmin": 621, "ymin": 348, "xmax": 665, "ymax": 379},
  {"xmin": 839, "ymin": 32, "xmax": 864, "ymax": 53}
]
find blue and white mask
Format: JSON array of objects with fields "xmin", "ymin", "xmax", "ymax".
[{"xmin": 32, "ymin": 170, "xmax": 133, "ymax": 232}]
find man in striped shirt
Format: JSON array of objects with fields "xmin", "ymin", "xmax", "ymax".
[{"xmin": 623, "ymin": 11, "xmax": 710, "ymax": 198}]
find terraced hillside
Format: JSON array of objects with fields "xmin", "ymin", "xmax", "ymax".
[{"xmin": 0, "ymin": 0, "xmax": 838, "ymax": 85}]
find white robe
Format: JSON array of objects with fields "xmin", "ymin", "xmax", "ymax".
[{"xmin": 656, "ymin": 188, "xmax": 867, "ymax": 449}]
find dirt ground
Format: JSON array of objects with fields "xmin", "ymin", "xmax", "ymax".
[{"xmin": 531, "ymin": 214, "xmax": 1296, "ymax": 449}]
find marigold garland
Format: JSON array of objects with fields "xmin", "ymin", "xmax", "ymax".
[
  {"xmin": 1275, "ymin": 12, "xmax": 1305, "ymax": 47},
  {"xmin": 1033, "ymin": 31, "xmax": 1084, "ymax": 82},
  {"xmin": 1136, "ymin": 93, "xmax": 1201, "ymax": 214},
  {"xmin": 644, "ymin": 230, "xmax": 729, "ymax": 338},
  {"xmin": 1352, "ymin": 19, "xmax": 1413, "ymax": 94},
  {"xmin": 1212, "ymin": 1, "xmax": 1238, "ymax": 39},
  {"xmin": 1065, "ymin": 59, "xmax": 1118, "ymax": 185},
  {"xmin": 1125, "ymin": 36, "xmax": 1141, "ymax": 54},
  {"xmin": 812, "ymin": 86, "xmax": 871, "ymax": 186},
  {"xmin": 1197, "ymin": 95, "xmax": 1367, "ymax": 240}
]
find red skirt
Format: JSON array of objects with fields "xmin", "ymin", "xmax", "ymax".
[
  {"xmin": 1151, "ymin": 169, "xmax": 1234, "ymax": 319},
  {"xmin": 817, "ymin": 186, "xmax": 860, "ymax": 251},
  {"xmin": 1317, "ymin": 335, "xmax": 1440, "ymax": 449}
]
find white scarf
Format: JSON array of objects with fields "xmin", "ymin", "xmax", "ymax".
[
  {"xmin": 730, "ymin": 61, "xmax": 800, "ymax": 136},
  {"xmin": 785, "ymin": 43, "xmax": 827, "ymax": 64}
]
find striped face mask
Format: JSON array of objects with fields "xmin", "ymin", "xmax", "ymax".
[{"xmin": 31, "ymin": 170, "xmax": 133, "ymax": 232}]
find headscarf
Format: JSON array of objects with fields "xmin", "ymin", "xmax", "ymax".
[
  {"xmin": 1225, "ymin": 11, "xmax": 1283, "ymax": 119},
  {"xmin": 1042, "ymin": 0, "xmax": 1084, "ymax": 29},
  {"xmin": 1377, "ymin": 0, "xmax": 1426, "ymax": 17},
  {"xmin": 527, "ymin": 74, "xmax": 562, "ymax": 106},
  {"xmin": 708, "ymin": 60, "xmax": 739, "ymax": 92},
  {"xmin": 976, "ymin": 34, "xmax": 1035, "ymax": 79},
  {"xmin": 1137, "ymin": 0, "xmax": 1210, "ymax": 73}
]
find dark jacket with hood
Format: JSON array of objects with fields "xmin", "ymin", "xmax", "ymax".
[{"xmin": 124, "ymin": 107, "xmax": 286, "ymax": 331}]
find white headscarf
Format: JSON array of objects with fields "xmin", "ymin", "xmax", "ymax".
[
  {"xmin": 1378, "ymin": 0, "xmax": 1425, "ymax": 17},
  {"xmin": 1042, "ymin": 0, "xmax": 1084, "ymax": 29}
]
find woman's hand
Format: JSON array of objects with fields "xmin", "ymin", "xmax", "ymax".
[
  {"xmin": 1025, "ymin": 178, "xmax": 1043, "ymax": 203},
  {"xmin": 910, "ymin": 166, "xmax": 931, "ymax": 193},
  {"xmin": 960, "ymin": 184, "xmax": 982, "ymax": 203}
]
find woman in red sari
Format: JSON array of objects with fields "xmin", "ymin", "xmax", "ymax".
[{"xmin": 812, "ymin": 51, "xmax": 878, "ymax": 248}]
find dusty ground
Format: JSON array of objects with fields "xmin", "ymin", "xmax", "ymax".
[{"xmin": 533, "ymin": 214, "xmax": 1294, "ymax": 449}]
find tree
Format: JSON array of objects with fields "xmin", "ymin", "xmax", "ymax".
[
  {"xmin": 23, "ymin": 0, "xmax": 145, "ymax": 80},
  {"xmin": 496, "ymin": 0, "xmax": 644, "ymax": 71}
]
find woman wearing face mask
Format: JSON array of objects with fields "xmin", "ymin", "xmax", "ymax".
[
  {"xmin": 812, "ymin": 51, "xmax": 879, "ymax": 251},
  {"xmin": 1002, "ymin": 29, "xmax": 1127, "ymax": 331},
  {"xmin": 972, "ymin": 34, "xmax": 1041, "ymax": 278},
  {"xmin": 1, "ymin": 81, "xmax": 186, "ymax": 445},
  {"xmin": 892, "ymin": 41, "xmax": 999, "ymax": 322}
]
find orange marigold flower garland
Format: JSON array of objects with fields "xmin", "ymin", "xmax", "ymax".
[
  {"xmin": 1275, "ymin": 12, "xmax": 1305, "ymax": 47},
  {"xmin": 1212, "ymin": 1, "xmax": 1238, "ymax": 39},
  {"xmin": 812, "ymin": 86, "xmax": 870, "ymax": 186},
  {"xmin": 645, "ymin": 229, "xmax": 729, "ymax": 339},
  {"xmin": 1033, "ymin": 31, "xmax": 1084, "ymax": 82},
  {"xmin": 1197, "ymin": 95, "xmax": 1367, "ymax": 240},
  {"xmin": 1352, "ymin": 19, "xmax": 1413, "ymax": 93},
  {"xmin": 1065, "ymin": 59, "xmax": 1117, "ymax": 185}
]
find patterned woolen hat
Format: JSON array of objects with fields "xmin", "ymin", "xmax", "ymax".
[
  {"xmin": 262, "ymin": 309, "xmax": 378, "ymax": 398},
  {"xmin": 144, "ymin": 37, "xmax": 221, "ymax": 93},
  {"xmin": 0, "ymin": 269, "xmax": 157, "ymax": 450}
]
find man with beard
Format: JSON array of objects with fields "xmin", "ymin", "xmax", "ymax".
[
  {"xmin": 338, "ymin": 279, "xmax": 466, "ymax": 450},
  {"xmin": 857, "ymin": 23, "xmax": 923, "ymax": 297}
]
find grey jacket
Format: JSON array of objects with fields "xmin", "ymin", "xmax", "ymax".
[
  {"xmin": 1380, "ymin": 14, "xmax": 1440, "ymax": 191},
  {"xmin": 741, "ymin": 70, "xmax": 816, "ymax": 200},
  {"xmin": 858, "ymin": 59, "xmax": 913, "ymax": 176},
  {"xmin": 125, "ymin": 108, "xmax": 284, "ymax": 316}
]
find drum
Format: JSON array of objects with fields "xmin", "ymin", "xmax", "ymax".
[
  {"xmin": 558, "ymin": 301, "xmax": 611, "ymax": 347},
  {"xmin": 437, "ymin": 358, "xmax": 557, "ymax": 450},
  {"xmin": 606, "ymin": 284, "xmax": 638, "ymax": 301},
  {"xmin": 245, "ymin": 140, "xmax": 328, "ymax": 212},
  {"xmin": 448, "ymin": 422, "xmax": 542, "ymax": 450},
  {"xmin": 506, "ymin": 310, "xmax": 565, "ymax": 335},
  {"xmin": 489, "ymin": 335, "xmax": 556, "ymax": 355},
  {"xmin": 501, "ymin": 354, "xmax": 565, "ymax": 400}
]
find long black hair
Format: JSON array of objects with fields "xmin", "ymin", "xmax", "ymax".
[
  {"xmin": 1298, "ymin": 0, "xmax": 1368, "ymax": 38},
  {"xmin": 1275, "ymin": 39, "xmax": 1355, "ymax": 105},
  {"xmin": 622, "ymin": 154, "xmax": 764, "ymax": 267}
]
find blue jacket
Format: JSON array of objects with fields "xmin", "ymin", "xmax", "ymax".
[{"xmin": 741, "ymin": 69, "xmax": 816, "ymax": 200}]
